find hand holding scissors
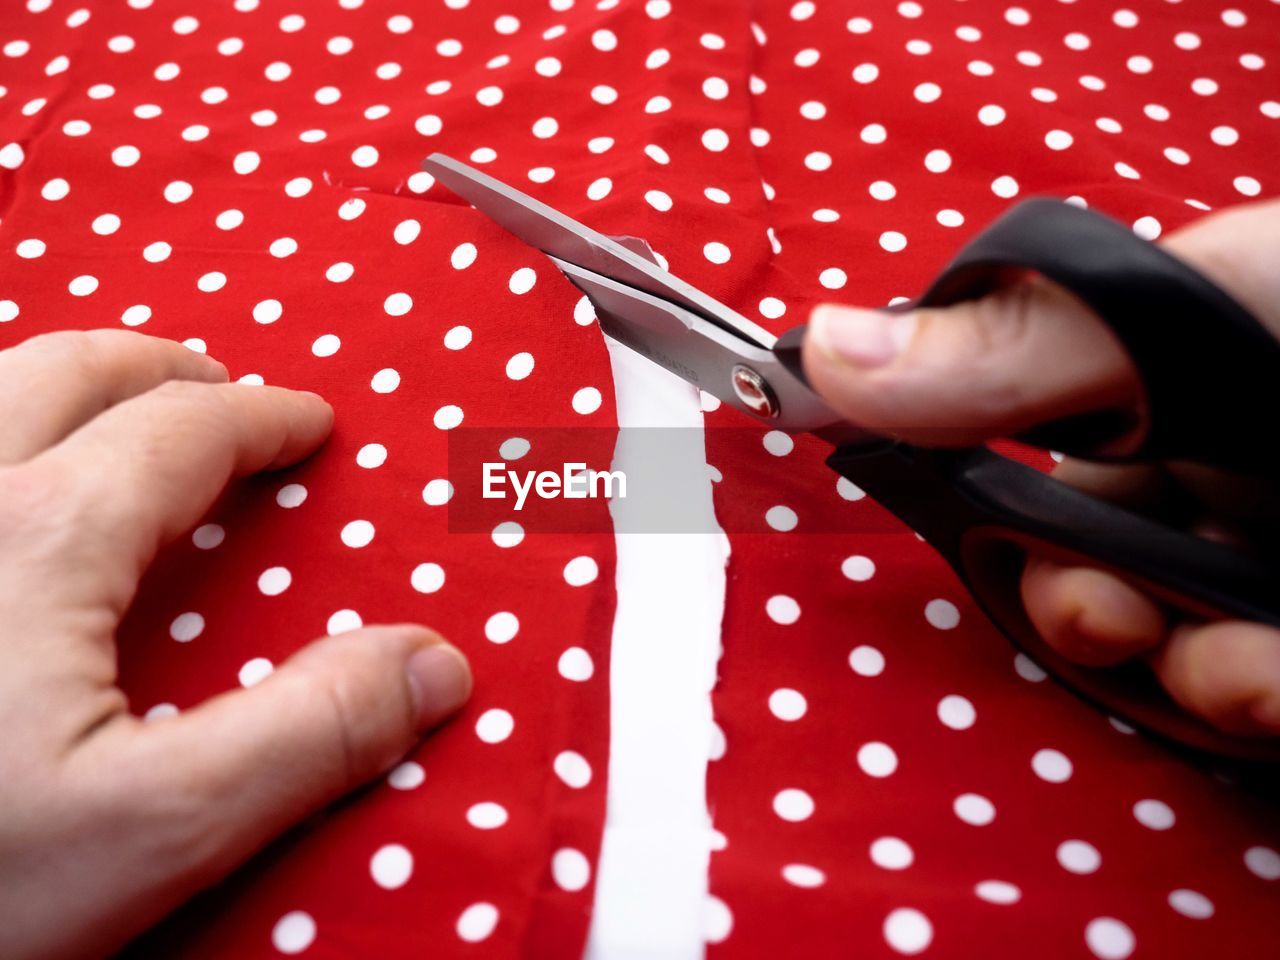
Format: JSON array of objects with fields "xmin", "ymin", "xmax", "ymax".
[{"xmin": 424, "ymin": 153, "xmax": 1280, "ymax": 763}]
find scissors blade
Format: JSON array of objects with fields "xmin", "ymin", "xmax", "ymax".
[
  {"xmin": 550, "ymin": 256, "xmax": 854, "ymax": 436},
  {"xmin": 421, "ymin": 153, "xmax": 777, "ymax": 349}
]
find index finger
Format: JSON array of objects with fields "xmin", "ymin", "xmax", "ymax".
[{"xmin": 25, "ymin": 380, "xmax": 333, "ymax": 614}]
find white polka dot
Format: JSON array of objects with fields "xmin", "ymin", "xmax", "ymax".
[
  {"xmin": 703, "ymin": 242, "xmax": 732, "ymax": 265},
  {"xmin": 979, "ymin": 104, "xmax": 1006, "ymax": 126},
  {"xmin": 1014, "ymin": 653, "xmax": 1048, "ymax": 681},
  {"xmin": 484, "ymin": 611, "xmax": 519, "ymax": 644},
  {"xmin": 422, "ymin": 479, "xmax": 453, "ymax": 506},
  {"xmin": 456, "ymin": 903, "xmax": 499, "ymax": 943},
  {"xmin": 41, "ymin": 178, "xmax": 69, "ymax": 201},
  {"xmin": 563, "ymin": 556, "xmax": 599, "ymax": 587},
  {"xmin": 858, "ymin": 741, "xmax": 898, "ymax": 777},
  {"xmin": 192, "ymin": 524, "xmax": 224, "ymax": 549},
  {"xmin": 112, "ymin": 145, "xmax": 140, "ymax": 167},
  {"xmin": 371, "ymin": 369, "xmax": 400, "ymax": 393},
  {"xmin": 370, "ymin": 844, "xmax": 413, "ymax": 890},
  {"xmin": 852, "ymin": 63, "xmax": 879, "ymax": 84},
  {"xmin": 327, "ymin": 609, "xmax": 362, "ymax": 635},
  {"xmin": 1234, "ymin": 176, "xmax": 1262, "ymax": 197},
  {"xmin": 434, "ymin": 405, "xmax": 464, "ymax": 430},
  {"xmin": 773, "ymin": 788, "xmax": 814, "ymax": 821},
  {"xmin": 758, "ymin": 297, "xmax": 786, "ymax": 320},
  {"xmin": 781, "ymin": 863, "xmax": 825, "ymax": 888},
  {"xmin": 442, "ymin": 324, "xmax": 473, "ymax": 350},
  {"xmin": 871, "ymin": 837, "xmax": 914, "ymax": 870},
  {"xmin": 498, "ymin": 437, "xmax": 530, "ymax": 461},
  {"xmin": 142, "ymin": 242, "xmax": 171, "ymax": 263},
  {"xmin": 924, "ymin": 599, "xmax": 960, "ymax": 629},
  {"xmin": 1168, "ymin": 889, "xmax": 1213, "ymax": 919},
  {"xmin": 1032, "ymin": 748, "xmax": 1073, "ymax": 783},
  {"xmin": 703, "ymin": 895, "xmax": 733, "ymax": 944},
  {"xmin": 503, "ymin": 352, "xmax": 536, "ymax": 381},
  {"xmin": 169, "ymin": 612, "xmax": 204, "ymax": 642},
  {"xmin": 340, "ymin": 520, "xmax": 374, "ymax": 548},
  {"xmin": 0, "ymin": 139, "xmax": 28, "ymax": 171},
  {"xmin": 466, "ymin": 802, "xmax": 508, "ymax": 829},
  {"xmin": 387, "ymin": 220, "xmax": 422, "ymax": 247},
  {"xmin": 768, "ymin": 688, "xmax": 807, "ymax": 721},
  {"xmin": 1085, "ymin": 918, "xmax": 1135, "ymax": 960},
  {"xmin": 68, "ymin": 275, "xmax": 99, "ymax": 296},
  {"xmin": 1133, "ymin": 217, "xmax": 1162, "ymax": 241},
  {"xmin": 558, "ymin": 647, "xmax": 594, "ymax": 681},
  {"xmin": 572, "ymin": 387, "xmax": 603, "ymax": 415},
  {"xmin": 1058, "ymin": 839, "xmax": 1101, "ymax": 874},
  {"xmin": 216, "ymin": 209, "xmax": 244, "ymax": 230},
  {"xmin": 0, "ymin": 300, "xmax": 17, "ymax": 323},
  {"xmin": 258, "ymin": 566, "xmax": 291, "ymax": 595},
  {"xmin": 545, "ymin": 847, "xmax": 591, "ymax": 893},
  {"xmin": 1045, "ymin": 129, "xmax": 1073, "ymax": 150},
  {"xmin": 976, "ymin": 880, "xmax": 1021, "ymax": 904},
  {"xmin": 16, "ymin": 239, "xmax": 45, "ymax": 258},
  {"xmin": 383, "ymin": 292, "xmax": 412, "ymax": 317},
  {"xmin": 272, "ymin": 911, "xmax": 316, "ymax": 954},
  {"xmin": 819, "ymin": 267, "xmax": 848, "ymax": 290},
  {"xmin": 803, "ymin": 151, "xmax": 834, "ymax": 171},
  {"xmin": 239, "ymin": 657, "xmax": 273, "ymax": 687},
  {"xmin": 253, "ymin": 299, "xmax": 282, "ymax": 324},
  {"xmin": 410, "ymin": 562, "xmax": 445, "ymax": 594},
  {"xmin": 954, "ymin": 793, "xmax": 996, "ymax": 826},
  {"xmin": 992, "ymin": 175, "xmax": 1020, "ymax": 198},
  {"xmin": 884, "ymin": 908, "xmax": 932, "ymax": 955},
  {"xmin": 702, "ymin": 128, "xmax": 730, "ymax": 152},
  {"xmin": 355, "ymin": 443, "xmax": 387, "ymax": 469},
  {"xmin": 144, "ymin": 703, "xmax": 178, "ymax": 722},
  {"xmin": 879, "ymin": 231, "xmax": 907, "ymax": 253},
  {"xmin": 475, "ymin": 708, "xmax": 514, "ymax": 744},
  {"xmin": 92, "ymin": 213, "xmax": 121, "ymax": 235},
  {"xmin": 276, "ymin": 485, "xmax": 307, "ymax": 508},
  {"xmin": 1244, "ymin": 845, "xmax": 1280, "ymax": 879},
  {"xmin": 351, "ymin": 145, "xmax": 378, "ymax": 168},
  {"xmin": 762, "ymin": 431, "xmax": 794, "ymax": 456},
  {"xmin": 388, "ymin": 761, "xmax": 425, "ymax": 790},
  {"xmin": 508, "ymin": 267, "xmax": 537, "ymax": 295},
  {"xmin": 311, "ymin": 334, "xmax": 340, "ymax": 357},
  {"xmin": 765, "ymin": 595, "xmax": 800, "ymax": 625},
  {"xmin": 554, "ymin": 750, "xmax": 591, "ymax": 789},
  {"xmin": 1133, "ymin": 799, "xmax": 1175, "ymax": 830},
  {"xmin": 197, "ymin": 272, "xmax": 226, "ymax": 293},
  {"xmin": 937, "ymin": 695, "xmax": 976, "ymax": 730},
  {"xmin": 849, "ymin": 644, "xmax": 885, "ymax": 676},
  {"xmin": 914, "ymin": 83, "xmax": 941, "ymax": 103},
  {"xmin": 765, "ymin": 506, "xmax": 798, "ymax": 531}
]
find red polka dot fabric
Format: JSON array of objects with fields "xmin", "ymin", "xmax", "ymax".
[
  {"xmin": 2, "ymin": 1, "xmax": 1278, "ymax": 959},
  {"xmin": 696, "ymin": 1, "xmax": 1280, "ymax": 958},
  {"xmin": 0, "ymin": 2, "xmax": 618, "ymax": 957}
]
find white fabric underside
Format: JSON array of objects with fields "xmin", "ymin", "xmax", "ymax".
[{"xmin": 584, "ymin": 337, "xmax": 729, "ymax": 960}]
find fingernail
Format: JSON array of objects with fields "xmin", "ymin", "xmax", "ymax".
[
  {"xmin": 809, "ymin": 305, "xmax": 916, "ymax": 368},
  {"xmin": 405, "ymin": 642, "xmax": 472, "ymax": 729}
]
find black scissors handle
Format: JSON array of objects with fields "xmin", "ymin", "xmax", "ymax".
[
  {"xmin": 914, "ymin": 198, "xmax": 1280, "ymax": 471},
  {"xmin": 779, "ymin": 199, "xmax": 1280, "ymax": 761}
]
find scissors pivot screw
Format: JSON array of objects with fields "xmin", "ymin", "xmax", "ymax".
[{"xmin": 731, "ymin": 364, "xmax": 779, "ymax": 419}]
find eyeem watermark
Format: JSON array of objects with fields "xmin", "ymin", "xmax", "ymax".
[{"xmin": 483, "ymin": 462, "xmax": 627, "ymax": 511}]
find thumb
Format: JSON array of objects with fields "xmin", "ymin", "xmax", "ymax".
[
  {"xmin": 801, "ymin": 278, "xmax": 1142, "ymax": 447},
  {"xmin": 121, "ymin": 624, "xmax": 471, "ymax": 885}
]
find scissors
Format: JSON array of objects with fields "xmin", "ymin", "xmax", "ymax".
[{"xmin": 421, "ymin": 152, "xmax": 1280, "ymax": 763}]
